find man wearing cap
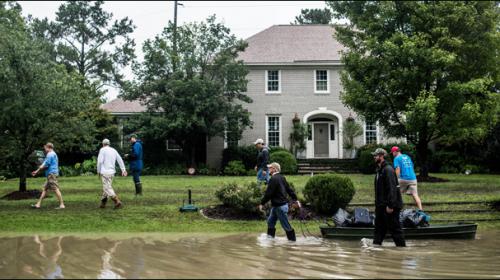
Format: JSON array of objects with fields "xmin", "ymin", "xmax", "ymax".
[
  {"xmin": 97, "ymin": 139, "xmax": 127, "ymax": 209},
  {"xmin": 391, "ymin": 146, "xmax": 423, "ymax": 211},
  {"xmin": 31, "ymin": 143, "xmax": 65, "ymax": 209},
  {"xmin": 126, "ymin": 134, "xmax": 143, "ymax": 195},
  {"xmin": 258, "ymin": 162, "xmax": 300, "ymax": 241},
  {"xmin": 254, "ymin": 138, "xmax": 269, "ymax": 185},
  {"xmin": 373, "ymin": 148, "xmax": 406, "ymax": 247}
]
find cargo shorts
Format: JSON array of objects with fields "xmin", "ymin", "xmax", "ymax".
[
  {"xmin": 43, "ymin": 174, "xmax": 60, "ymax": 191},
  {"xmin": 399, "ymin": 179, "xmax": 418, "ymax": 195}
]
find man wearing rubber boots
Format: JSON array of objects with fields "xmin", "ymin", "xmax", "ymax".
[
  {"xmin": 127, "ymin": 134, "xmax": 143, "ymax": 196},
  {"xmin": 372, "ymin": 148, "xmax": 406, "ymax": 247},
  {"xmin": 258, "ymin": 162, "xmax": 300, "ymax": 241},
  {"xmin": 97, "ymin": 139, "xmax": 127, "ymax": 209}
]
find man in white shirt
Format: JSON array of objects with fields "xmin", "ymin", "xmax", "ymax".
[{"xmin": 97, "ymin": 139, "xmax": 127, "ymax": 209}]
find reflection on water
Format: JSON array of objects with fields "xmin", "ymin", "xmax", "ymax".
[{"xmin": 1, "ymin": 231, "xmax": 500, "ymax": 279}]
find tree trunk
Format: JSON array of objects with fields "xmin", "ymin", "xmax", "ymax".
[
  {"xmin": 19, "ymin": 159, "xmax": 27, "ymax": 192},
  {"xmin": 416, "ymin": 141, "xmax": 430, "ymax": 178}
]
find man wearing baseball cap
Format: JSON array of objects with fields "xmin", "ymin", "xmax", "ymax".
[
  {"xmin": 258, "ymin": 162, "xmax": 300, "ymax": 241},
  {"xmin": 254, "ymin": 138, "xmax": 270, "ymax": 185},
  {"xmin": 372, "ymin": 148, "xmax": 406, "ymax": 247},
  {"xmin": 391, "ymin": 146, "xmax": 423, "ymax": 211},
  {"xmin": 97, "ymin": 139, "xmax": 127, "ymax": 209}
]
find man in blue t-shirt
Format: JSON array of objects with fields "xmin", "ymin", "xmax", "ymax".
[
  {"xmin": 31, "ymin": 142, "xmax": 65, "ymax": 209},
  {"xmin": 391, "ymin": 146, "xmax": 423, "ymax": 210}
]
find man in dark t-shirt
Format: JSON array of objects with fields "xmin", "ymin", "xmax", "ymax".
[{"xmin": 254, "ymin": 138, "xmax": 270, "ymax": 185}]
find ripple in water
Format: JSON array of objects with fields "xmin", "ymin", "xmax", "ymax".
[{"xmin": 0, "ymin": 231, "xmax": 499, "ymax": 278}]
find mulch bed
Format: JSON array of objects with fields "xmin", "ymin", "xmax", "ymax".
[
  {"xmin": 1, "ymin": 190, "xmax": 46, "ymax": 200},
  {"xmin": 417, "ymin": 175, "xmax": 450, "ymax": 183},
  {"xmin": 202, "ymin": 204, "xmax": 326, "ymax": 221}
]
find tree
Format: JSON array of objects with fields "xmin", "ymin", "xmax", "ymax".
[
  {"xmin": 329, "ymin": 1, "xmax": 500, "ymax": 177},
  {"xmin": 343, "ymin": 116, "xmax": 363, "ymax": 158},
  {"xmin": 0, "ymin": 9, "xmax": 97, "ymax": 191},
  {"xmin": 292, "ymin": 8, "xmax": 333, "ymax": 24},
  {"xmin": 289, "ymin": 114, "xmax": 308, "ymax": 157},
  {"xmin": 123, "ymin": 16, "xmax": 252, "ymax": 166},
  {"xmin": 31, "ymin": 1, "xmax": 136, "ymax": 90}
]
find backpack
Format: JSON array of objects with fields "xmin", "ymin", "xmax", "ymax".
[{"xmin": 333, "ymin": 208, "xmax": 352, "ymax": 227}]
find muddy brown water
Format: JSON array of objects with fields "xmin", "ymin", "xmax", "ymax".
[{"xmin": 0, "ymin": 231, "xmax": 499, "ymax": 279}]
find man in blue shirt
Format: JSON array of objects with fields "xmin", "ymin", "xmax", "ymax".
[
  {"xmin": 126, "ymin": 134, "xmax": 143, "ymax": 196},
  {"xmin": 391, "ymin": 146, "xmax": 423, "ymax": 211},
  {"xmin": 31, "ymin": 143, "xmax": 65, "ymax": 209}
]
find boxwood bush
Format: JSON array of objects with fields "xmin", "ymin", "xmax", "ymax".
[
  {"xmin": 304, "ymin": 174, "xmax": 355, "ymax": 215},
  {"xmin": 215, "ymin": 182, "xmax": 263, "ymax": 213},
  {"xmin": 223, "ymin": 160, "xmax": 247, "ymax": 176},
  {"xmin": 357, "ymin": 143, "xmax": 416, "ymax": 174},
  {"xmin": 269, "ymin": 151, "xmax": 297, "ymax": 174}
]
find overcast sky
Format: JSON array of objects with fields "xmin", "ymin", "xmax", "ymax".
[{"xmin": 19, "ymin": 1, "xmax": 330, "ymax": 101}]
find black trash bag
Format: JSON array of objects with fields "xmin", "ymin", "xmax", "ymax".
[
  {"xmin": 400, "ymin": 209, "xmax": 430, "ymax": 228},
  {"xmin": 350, "ymin": 207, "xmax": 374, "ymax": 227},
  {"xmin": 333, "ymin": 208, "xmax": 352, "ymax": 227}
]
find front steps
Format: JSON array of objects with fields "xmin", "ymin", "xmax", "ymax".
[{"xmin": 297, "ymin": 159, "xmax": 359, "ymax": 174}]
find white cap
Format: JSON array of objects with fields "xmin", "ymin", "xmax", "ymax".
[
  {"xmin": 102, "ymin": 139, "xmax": 110, "ymax": 145},
  {"xmin": 254, "ymin": 138, "xmax": 264, "ymax": 145}
]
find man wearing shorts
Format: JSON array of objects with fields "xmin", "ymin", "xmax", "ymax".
[
  {"xmin": 391, "ymin": 146, "xmax": 423, "ymax": 210},
  {"xmin": 31, "ymin": 143, "xmax": 65, "ymax": 209},
  {"xmin": 97, "ymin": 139, "xmax": 127, "ymax": 209}
]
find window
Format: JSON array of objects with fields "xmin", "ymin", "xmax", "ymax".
[
  {"xmin": 266, "ymin": 116, "xmax": 281, "ymax": 147},
  {"xmin": 365, "ymin": 121, "xmax": 378, "ymax": 144},
  {"xmin": 166, "ymin": 139, "xmax": 182, "ymax": 151},
  {"xmin": 266, "ymin": 70, "xmax": 281, "ymax": 93},
  {"xmin": 307, "ymin": 124, "xmax": 312, "ymax": 141},
  {"xmin": 315, "ymin": 70, "xmax": 329, "ymax": 93},
  {"xmin": 225, "ymin": 117, "xmax": 239, "ymax": 148},
  {"xmin": 330, "ymin": 124, "xmax": 335, "ymax": 141}
]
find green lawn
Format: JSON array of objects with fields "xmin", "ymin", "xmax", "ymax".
[{"xmin": 0, "ymin": 174, "xmax": 499, "ymax": 234}]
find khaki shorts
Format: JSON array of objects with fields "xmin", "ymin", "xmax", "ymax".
[
  {"xmin": 101, "ymin": 174, "xmax": 116, "ymax": 199},
  {"xmin": 399, "ymin": 179, "xmax": 418, "ymax": 195},
  {"xmin": 43, "ymin": 174, "xmax": 60, "ymax": 191}
]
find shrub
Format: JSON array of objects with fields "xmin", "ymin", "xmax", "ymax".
[
  {"xmin": 221, "ymin": 145, "xmax": 258, "ymax": 171},
  {"xmin": 269, "ymin": 146, "xmax": 289, "ymax": 154},
  {"xmin": 224, "ymin": 160, "xmax": 247, "ymax": 176},
  {"xmin": 358, "ymin": 150, "xmax": 377, "ymax": 174},
  {"xmin": 142, "ymin": 164, "xmax": 186, "ymax": 175},
  {"xmin": 429, "ymin": 150, "xmax": 464, "ymax": 173},
  {"xmin": 269, "ymin": 151, "xmax": 297, "ymax": 174},
  {"xmin": 75, "ymin": 157, "xmax": 97, "ymax": 175},
  {"xmin": 197, "ymin": 163, "xmax": 217, "ymax": 176},
  {"xmin": 59, "ymin": 166, "xmax": 80, "ymax": 177},
  {"xmin": 215, "ymin": 182, "xmax": 263, "ymax": 213},
  {"xmin": 304, "ymin": 174, "xmax": 355, "ymax": 215}
]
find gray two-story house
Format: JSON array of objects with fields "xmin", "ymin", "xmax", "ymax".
[{"xmin": 104, "ymin": 25, "xmax": 395, "ymax": 169}]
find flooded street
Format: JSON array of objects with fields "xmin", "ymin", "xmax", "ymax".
[{"xmin": 1, "ymin": 231, "xmax": 499, "ymax": 279}]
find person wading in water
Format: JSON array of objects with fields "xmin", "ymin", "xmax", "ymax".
[
  {"xmin": 258, "ymin": 162, "xmax": 301, "ymax": 241},
  {"xmin": 372, "ymin": 148, "xmax": 406, "ymax": 247}
]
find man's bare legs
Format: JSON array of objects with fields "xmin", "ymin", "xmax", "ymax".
[
  {"xmin": 34, "ymin": 190, "xmax": 48, "ymax": 208},
  {"xmin": 54, "ymin": 189, "xmax": 65, "ymax": 209},
  {"xmin": 413, "ymin": 193, "xmax": 423, "ymax": 211}
]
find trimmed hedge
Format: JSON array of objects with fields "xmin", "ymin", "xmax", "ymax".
[
  {"xmin": 223, "ymin": 160, "xmax": 247, "ymax": 176},
  {"xmin": 269, "ymin": 151, "xmax": 297, "ymax": 174},
  {"xmin": 304, "ymin": 174, "xmax": 355, "ymax": 215},
  {"xmin": 215, "ymin": 182, "xmax": 263, "ymax": 213},
  {"xmin": 221, "ymin": 145, "xmax": 295, "ymax": 173}
]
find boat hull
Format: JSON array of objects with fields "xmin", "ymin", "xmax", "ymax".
[{"xmin": 320, "ymin": 223, "xmax": 477, "ymax": 240}]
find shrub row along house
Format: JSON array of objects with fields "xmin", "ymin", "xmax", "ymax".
[{"xmin": 103, "ymin": 25, "xmax": 400, "ymax": 170}]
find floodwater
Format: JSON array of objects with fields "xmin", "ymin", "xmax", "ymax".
[{"xmin": 1, "ymin": 231, "xmax": 499, "ymax": 279}]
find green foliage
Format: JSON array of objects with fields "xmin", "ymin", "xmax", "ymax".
[
  {"xmin": 289, "ymin": 119, "xmax": 308, "ymax": 157},
  {"xmin": 343, "ymin": 116, "xmax": 363, "ymax": 155},
  {"xmin": 222, "ymin": 145, "xmax": 258, "ymax": 171},
  {"xmin": 30, "ymin": 0, "xmax": 136, "ymax": 88},
  {"xmin": 142, "ymin": 164, "xmax": 186, "ymax": 176},
  {"xmin": 215, "ymin": 182, "xmax": 263, "ymax": 213},
  {"xmin": 59, "ymin": 166, "xmax": 79, "ymax": 177},
  {"xmin": 0, "ymin": 10, "xmax": 102, "ymax": 190},
  {"xmin": 269, "ymin": 151, "xmax": 298, "ymax": 174},
  {"xmin": 223, "ymin": 161, "xmax": 247, "ymax": 176},
  {"xmin": 123, "ymin": 15, "xmax": 251, "ymax": 165},
  {"xmin": 196, "ymin": 163, "xmax": 217, "ymax": 176},
  {"xmin": 292, "ymin": 8, "xmax": 333, "ymax": 24},
  {"xmin": 304, "ymin": 174, "xmax": 355, "ymax": 215},
  {"xmin": 358, "ymin": 150, "xmax": 377, "ymax": 175},
  {"xmin": 329, "ymin": 1, "xmax": 500, "ymax": 176}
]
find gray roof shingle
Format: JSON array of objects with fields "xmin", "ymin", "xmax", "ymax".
[
  {"xmin": 238, "ymin": 25, "xmax": 345, "ymax": 64},
  {"xmin": 101, "ymin": 98, "xmax": 147, "ymax": 114}
]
